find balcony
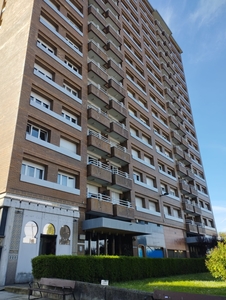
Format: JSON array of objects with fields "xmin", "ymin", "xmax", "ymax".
[
  {"xmin": 108, "ymin": 98, "xmax": 127, "ymax": 121},
  {"xmin": 109, "ymin": 121, "xmax": 128, "ymax": 142},
  {"xmin": 180, "ymin": 138, "xmax": 189, "ymax": 150},
  {"xmin": 172, "ymin": 97, "xmax": 181, "ymax": 109},
  {"xmin": 197, "ymin": 224, "xmax": 206, "ymax": 235},
  {"xmin": 173, "ymin": 146, "xmax": 184, "ymax": 160},
  {"xmin": 87, "ymin": 105, "xmax": 110, "ymax": 132},
  {"xmin": 89, "ymin": 0, "xmax": 106, "ymax": 12},
  {"xmin": 88, "ymin": 5, "xmax": 107, "ymax": 28},
  {"xmin": 108, "ymin": 78, "xmax": 126, "ymax": 100},
  {"xmin": 88, "ymin": 41, "xmax": 108, "ymax": 66},
  {"xmin": 176, "ymin": 163, "xmax": 187, "ymax": 177},
  {"xmin": 178, "ymin": 123, "xmax": 186, "ymax": 137},
  {"xmin": 179, "ymin": 180, "xmax": 190, "ymax": 195},
  {"xmin": 87, "ymin": 159, "xmax": 112, "ymax": 185},
  {"xmin": 104, "ymin": 25, "xmax": 122, "ymax": 46},
  {"xmin": 112, "ymin": 169, "xmax": 132, "ymax": 191},
  {"xmin": 183, "ymin": 153, "xmax": 192, "ymax": 166},
  {"xmin": 106, "ymin": 59, "xmax": 124, "ymax": 81},
  {"xmin": 186, "ymin": 222, "xmax": 198, "ymax": 234},
  {"xmin": 166, "ymin": 101, "xmax": 176, "ymax": 115},
  {"xmin": 88, "ymin": 22, "xmax": 107, "ymax": 47},
  {"xmin": 186, "ymin": 169, "xmax": 195, "ymax": 181},
  {"xmin": 171, "ymin": 131, "xmax": 182, "ymax": 145},
  {"xmin": 113, "ymin": 202, "xmax": 134, "ymax": 220},
  {"xmin": 194, "ymin": 205, "xmax": 202, "ymax": 215},
  {"xmin": 87, "ymin": 130, "xmax": 111, "ymax": 157},
  {"xmin": 104, "ymin": 0, "xmax": 120, "ymax": 15},
  {"xmin": 189, "ymin": 185, "xmax": 198, "ymax": 198},
  {"xmin": 104, "ymin": 9, "xmax": 120, "ymax": 29},
  {"xmin": 175, "ymin": 110, "xmax": 183, "ymax": 122},
  {"xmin": 169, "ymin": 116, "xmax": 179, "ymax": 130},
  {"xmin": 104, "ymin": 41, "xmax": 123, "ymax": 63},
  {"xmin": 86, "ymin": 193, "xmax": 113, "ymax": 216},
  {"xmin": 88, "ymin": 83, "xmax": 109, "ymax": 109},
  {"xmin": 110, "ymin": 145, "xmax": 131, "ymax": 166},
  {"xmin": 182, "ymin": 201, "xmax": 195, "ymax": 214},
  {"xmin": 88, "ymin": 61, "xmax": 108, "ymax": 86}
]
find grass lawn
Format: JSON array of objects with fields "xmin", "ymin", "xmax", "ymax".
[{"xmin": 112, "ymin": 273, "xmax": 226, "ymax": 297}]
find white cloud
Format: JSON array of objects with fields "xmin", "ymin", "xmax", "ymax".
[{"xmin": 189, "ymin": 0, "xmax": 226, "ymax": 28}]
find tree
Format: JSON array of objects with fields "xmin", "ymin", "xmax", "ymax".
[
  {"xmin": 206, "ymin": 241, "xmax": 226, "ymax": 280},
  {"xmin": 219, "ymin": 232, "xmax": 226, "ymax": 241}
]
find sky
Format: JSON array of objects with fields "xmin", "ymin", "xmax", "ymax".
[{"xmin": 149, "ymin": 0, "xmax": 226, "ymax": 233}]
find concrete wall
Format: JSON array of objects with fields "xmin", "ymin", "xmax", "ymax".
[{"xmin": 29, "ymin": 281, "xmax": 153, "ymax": 300}]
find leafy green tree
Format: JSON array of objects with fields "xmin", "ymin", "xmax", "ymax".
[
  {"xmin": 219, "ymin": 232, "xmax": 226, "ymax": 241},
  {"xmin": 206, "ymin": 241, "xmax": 226, "ymax": 280}
]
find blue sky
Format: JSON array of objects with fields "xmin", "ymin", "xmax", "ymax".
[{"xmin": 150, "ymin": 0, "xmax": 226, "ymax": 232}]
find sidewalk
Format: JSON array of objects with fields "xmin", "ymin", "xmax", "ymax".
[{"xmin": 0, "ymin": 285, "xmax": 52, "ymax": 300}]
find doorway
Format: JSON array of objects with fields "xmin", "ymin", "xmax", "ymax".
[{"xmin": 39, "ymin": 234, "xmax": 56, "ymax": 255}]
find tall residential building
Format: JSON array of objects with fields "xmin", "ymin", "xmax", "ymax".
[{"xmin": 0, "ymin": 0, "xmax": 217, "ymax": 285}]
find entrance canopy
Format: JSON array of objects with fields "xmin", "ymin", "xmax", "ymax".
[{"xmin": 83, "ymin": 217, "xmax": 153, "ymax": 235}]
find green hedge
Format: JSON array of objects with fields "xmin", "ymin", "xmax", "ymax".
[{"xmin": 32, "ymin": 255, "xmax": 207, "ymax": 283}]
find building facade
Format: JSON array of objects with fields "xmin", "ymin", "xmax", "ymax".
[{"xmin": 0, "ymin": 0, "xmax": 217, "ymax": 285}]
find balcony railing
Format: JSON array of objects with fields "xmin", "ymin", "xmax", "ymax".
[
  {"xmin": 87, "ymin": 192, "xmax": 111, "ymax": 202},
  {"xmin": 88, "ymin": 158, "xmax": 111, "ymax": 171},
  {"xmin": 87, "ymin": 129, "xmax": 110, "ymax": 144},
  {"xmin": 112, "ymin": 168, "xmax": 129, "ymax": 179},
  {"xmin": 87, "ymin": 192, "xmax": 132, "ymax": 207},
  {"xmin": 88, "ymin": 158, "xmax": 130, "ymax": 179}
]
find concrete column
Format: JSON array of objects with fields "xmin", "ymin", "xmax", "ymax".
[{"xmin": 72, "ymin": 219, "xmax": 78, "ymax": 255}]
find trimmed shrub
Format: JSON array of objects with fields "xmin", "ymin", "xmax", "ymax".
[
  {"xmin": 32, "ymin": 255, "xmax": 206, "ymax": 283},
  {"xmin": 206, "ymin": 241, "xmax": 226, "ymax": 280}
]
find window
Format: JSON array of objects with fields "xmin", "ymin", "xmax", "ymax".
[
  {"xmin": 161, "ymin": 183, "xmax": 167, "ymax": 193},
  {"xmin": 34, "ymin": 63, "xmax": 53, "ymax": 80},
  {"xmin": 173, "ymin": 208, "xmax": 180, "ymax": 218},
  {"xmin": 130, "ymin": 127, "xmax": 138, "ymax": 137},
  {"xmin": 165, "ymin": 150, "xmax": 171, "ymax": 158},
  {"xmin": 208, "ymin": 220, "xmax": 214, "ymax": 228},
  {"xmin": 127, "ymin": 89, "xmax": 135, "ymax": 98},
  {"xmin": 37, "ymin": 38, "xmax": 55, "ymax": 54},
  {"xmin": 63, "ymin": 82, "xmax": 79, "ymax": 97},
  {"xmin": 203, "ymin": 218, "xmax": 208, "ymax": 226},
  {"xmin": 60, "ymin": 138, "xmax": 77, "ymax": 153},
  {"xmin": 67, "ymin": 14, "xmax": 82, "ymax": 32},
  {"xmin": 57, "ymin": 172, "xmax": 76, "ymax": 188},
  {"xmin": 40, "ymin": 14, "xmax": 58, "ymax": 31},
  {"xmin": 142, "ymin": 134, "xmax": 150, "ymax": 145},
  {"xmin": 146, "ymin": 177, "xmax": 154, "ymax": 187},
  {"xmin": 169, "ymin": 188, "xmax": 177, "ymax": 197},
  {"xmin": 49, "ymin": 0, "xmax": 60, "ymax": 9},
  {"xmin": 131, "ymin": 148, "xmax": 139, "ymax": 158},
  {"xmin": 140, "ymin": 116, "xmax": 148, "ymax": 125},
  {"xmin": 26, "ymin": 123, "xmax": 48, "ymax": 141},
  {"xmin": 149, "ymin": 201, "xmax": 157, "ymax": 211},
  {"xmin": 156, "ymin": 144, "xmax": 162, "ymax": 153},
  {"xmin": 66, "ymin": 35, "xmax": 81, "ymax": 51},
  {"xmin": 135, "ymin": 196, "xmax": 143, "ymax": 208},
  {"xmin": 201, "ymin": 187, "xmax": 207, "ymax": 194},
  {"xmin": 167, "ymin": 168, "xmax": 173, "ymax": 176},
  {"xmin": 30, "ymin": 92, "xmax": 50, "ymax": 109},
  {"xmin": 64, "ymin": 57, "xmax": 81, "ymax": 74},
  {"xmin": 164, "ymin": 205, "xmax": 170, "ymax": 215},
  {"xmin": 144, "ymin": 155, "xmax": 152, "ymax": 165},
  {"xmin": 129, "ymin": 107, "xmax": 136, "ymax": 116},
  {"xmin": 158, "ymin": 163, "xmax": 164, "ymax": 171},
  {"xmin": 21, "ymin": 161, "xmax": 44, "ymax": 180},
  {"xmin": 133, "ymin": 171, "xmax": 141, "ymax": 181},
  {"xmin": 62, "ymin": 109, "xmax": 78, "ymax": 124}
]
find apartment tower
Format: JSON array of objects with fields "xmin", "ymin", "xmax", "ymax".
[{"xmin": 0, "ymin": 0, "xmax": 217, "ymax": 285}]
